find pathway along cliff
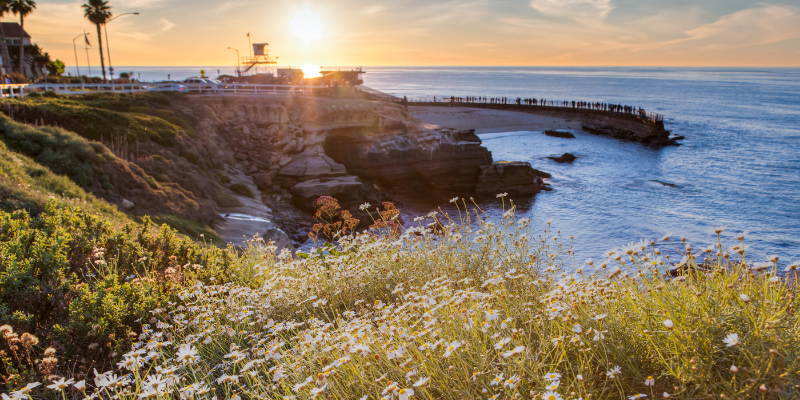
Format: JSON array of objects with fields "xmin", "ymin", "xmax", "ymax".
[{"xmin": 403, "ymin": 101, "xmax": 680, "ymax": 146}]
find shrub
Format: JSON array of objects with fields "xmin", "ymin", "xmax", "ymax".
[
  {"xmin": 0, "ymin": 114, "xmax": 104, "ymax": 187},
  {"xmin": 4, "ymin": 200, "xmax": 795, "ymax": 400},
  {"xmin": 180, "ymin": 151, "xmax": 202, "ymax": 166},
  {"xmin": 229, "ymin": 183, "xmax": 253, "ymax": 198},
  {"xmin": 214, "ymin": 169, "xmax": 232, "ymax": 184},
  {"xmin": 0, "ymin": 203, "xmax": 233, "ymax": 386}
]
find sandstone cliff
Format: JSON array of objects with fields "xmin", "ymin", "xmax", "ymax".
[{"xmin": 188, "ymin": 96, "xmax": 540, "ymax": 209}]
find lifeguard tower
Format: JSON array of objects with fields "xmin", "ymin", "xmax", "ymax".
[{"xmin": 240, "ymin": 43, "xmax": 278, "ymax": 77}]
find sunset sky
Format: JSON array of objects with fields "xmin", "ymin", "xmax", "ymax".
[{"xmin": 22, "ymin": 0, "xmax": 800, "ymax": 68}]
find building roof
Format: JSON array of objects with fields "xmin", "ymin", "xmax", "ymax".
[{"xmin": 1, "ymin": 22, "xmax": 31, "ymax": 39}]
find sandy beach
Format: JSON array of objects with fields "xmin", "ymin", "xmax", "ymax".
[{"xmin": 409, "ymin": 106, "xmax": 582, "ymax": 134}]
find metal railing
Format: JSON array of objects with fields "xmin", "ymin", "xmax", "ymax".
[
  {"xmin": 393, "ymin": 96, "xmax": 665, "ymax": 123},
  {"xmin": 0, "ymin": 82, "xmax": 328, "ymax": 98}
]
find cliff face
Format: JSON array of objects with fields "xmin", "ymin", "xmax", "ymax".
[{"xmin": 188, "ymin": 96, "xmax": 536, "ymax": 207}]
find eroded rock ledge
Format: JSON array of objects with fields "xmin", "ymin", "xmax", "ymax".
[{"xmin": 188, "ymin": 95, "xmax": 541, "ymax": 243}]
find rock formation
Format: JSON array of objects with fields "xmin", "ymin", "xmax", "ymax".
[
  {"xmin": 549, "ymin": 153, "xmax": 578, "ymax": 163},
  {"xmin": 186, "ymin": 95, "xmax": 541, "ymax": 244},
  {"xmin": 476, "ymin": 162, "xmax": 541, "ymax": 196}
]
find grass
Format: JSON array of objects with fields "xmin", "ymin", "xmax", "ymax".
[
  {"xmin": 0, "ymin": 136, "xmax": 124, "ymax": 221},
  {"xmin": 3, "ymin": 197, "xmax": 797, "ymax": 399},
  {"xmin": 0, "ymin": 92, "xmax": 195, "ymax": 147},
  {"xmin": 0, "ymin": 113, "xmax": 218, "ymax": 225},
  {"xmin": 150, "ymin": 214, "xmax": 224, "ymax": 247}
]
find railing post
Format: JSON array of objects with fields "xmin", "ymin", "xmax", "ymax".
[{"xmin": 234, "ymin": 84, "xmax": 237, "ymax": 94}]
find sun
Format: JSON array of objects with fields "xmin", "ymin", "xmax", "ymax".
[
  {"xmin": 301, "ymin": 65, "xmax": 321, "ymax": 78},
  {"xmin": 291, "ymin": 10, "xmax": 324, "ymax": 41}
]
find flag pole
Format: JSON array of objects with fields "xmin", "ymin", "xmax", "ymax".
[
  {"xmin": 84, "ymin": 31, "xmax": 93, "ymax": 77},
  {"xmin": 247, "ymin": 32, "xmax": 252, "ymax": 58},
  {"xmin": 72, "ymin": 34, "xmax": 83, "ymax": 82}
]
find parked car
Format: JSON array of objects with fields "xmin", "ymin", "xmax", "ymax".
[
  {"xmin": 149, "ymin": 84, "xmax": 187, "ymax": 92},
  {"xmin": 184, "ymin": 78, "xmax": 208, "ymax": 84}
]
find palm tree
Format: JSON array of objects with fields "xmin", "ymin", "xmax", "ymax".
[
  {"xmin": 0, "ymin": 1, "xmax": 14, "ymax": 77},
  {"xmin": 82, "ymin": 0, "xmax": 111, "ymax": 82},
  {"xmin": 8, "ymin": 0, "xmax": 36, "ymax": 77}
]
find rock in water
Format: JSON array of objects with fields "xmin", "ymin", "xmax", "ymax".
[
  {"xmin": 531, "ymin": 168, "xmax": 552, "ymax": 178},
  {"xmin": 476, "ymin": 162, "xmax": 540, "ymax": 196},
  {"xmin": 544, "ymin": 130, "xmax": 576, "ymax": 139},
  {"xmin": 121, "ymin": 199, "xmax": 135, "ymax": 210},
  {"xmin": 548, "ymin": 153, "xmax": 577, "ymax": 163}
]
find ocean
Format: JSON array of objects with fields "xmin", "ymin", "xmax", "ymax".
[
  {"xmin": 362, "ymin": 67, "xmax": 800, "ymax": 264},
  {"xmin": 81, "ymin": 66, "xmax": 800, "ymax": 264}
]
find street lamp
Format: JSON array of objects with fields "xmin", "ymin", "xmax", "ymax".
[
  {"xmin": 227, "ymin": 47, "xmax": 240, "ymax": 77},
  {"xmin": 104, "ymin": 12, "xmax": 139, "ymax": 83}
]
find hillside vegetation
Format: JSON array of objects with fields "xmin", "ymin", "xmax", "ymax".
[
  {"xmin": 2, "ymin": 196, "xmax": 797, "ymax": 399},
  {"xmin": 0, "ymin": 92, "xmax": 243, "ymax": 235}
]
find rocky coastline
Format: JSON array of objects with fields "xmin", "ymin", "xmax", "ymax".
[{"xmin": 187, "ymin": 95, "xmax": 544, "ymax": 249}]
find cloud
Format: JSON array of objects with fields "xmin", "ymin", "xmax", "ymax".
[
  {"xmin": 159, "ymin": 18, "xmax": 175, "ymax": 33},
  {"xmin": 122, "ymin": 0, "xmax": 167, "ymax": 9},
  {"xmin": 361, "ymin": 5, "xmax": 384, "ymax": 16},
  {"xmin": 417, "ymin": 0, "xmax": 488, "ymax": 24},
  {"xmin": 681, "ymin": 4, "xmax": 800, "ymax": 49},
  {"xmin": 530, "ymin": 0, "xmax": 614, "ymax": 22},
  {"xmin": 215, "ymin": 1, "xmax": 246, "ymax": 13}
]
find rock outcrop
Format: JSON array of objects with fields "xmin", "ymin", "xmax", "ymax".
[
  {"xmin": 290, "ymin": 176, "xmax": 364, "ymax": 213},
  {"xmin": 187, "ymin": 95, "xmax": 541, "ymax": 242},
  {"xmin": 544, "ymin": 130, "xmax": 576, "ymax": 139},
  {"xmin": 549, "ymin": 153, "xmax": 578, "ymax": 163},
  {"xmin": 477, "ymin": 162, "xmax": 541, "ymax": 196}
]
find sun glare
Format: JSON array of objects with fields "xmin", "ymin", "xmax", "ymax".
[
  {"xmin": 301, "ymin": 65, "xmax": 322, "ymax": 78},
  {"xmin": 291, "ymin": 10, "xmax": 324, "ymax": 41}
]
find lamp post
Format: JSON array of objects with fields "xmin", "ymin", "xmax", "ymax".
[
  {"xmin": 227, "ymin": 47, "xmax": 240, "ymax": 77},
  {"xmin": 104, "ymin": 12, "xmax": 139, "ymax": 84}
]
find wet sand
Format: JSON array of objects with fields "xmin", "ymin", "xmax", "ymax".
[{"xmin": 409, "ymin": 106, "xmax": 582, "ymax": 134}]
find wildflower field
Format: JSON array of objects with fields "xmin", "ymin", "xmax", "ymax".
[{"xmin": 2, "ymin": 198, "xmax": 799, "ymax": 400}]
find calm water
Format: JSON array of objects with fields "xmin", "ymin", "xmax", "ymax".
[{"xmin": 363, "ymin": 67, "xmax": 800, "ymax": 263}]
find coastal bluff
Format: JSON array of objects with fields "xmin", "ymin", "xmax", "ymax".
[{"xmin": 187, "ymin": 95, "xmax": 542, "ymax": 241}]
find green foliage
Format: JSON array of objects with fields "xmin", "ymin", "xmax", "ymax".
[
  {"xmin": 1, "ymin": 96, "xmax": 183, "ymax": 147},
  {"xmin": 0, "ymin": 138, "xmax": 122, "ymax": 219},
  {"xmin": 180, "ymin": 151, "xmax": 201, "ymax": 166},
  {"xmin": 229, "ymin": 183, "xmax": 253, "ymax": 198},
  {"xmin": 214, "ymin": 169, "xmax": 232, "ymax": 184},
  {"xmin": 0, "ymin": 203, "xmax": 232, "ymax": 377},
  {"xmin": 46, "ymin": 59, "xmax": 65, "ymax": 76},
  {"xmin": 0, "ymin": 114, "xmax": 107, "ymax": 186},
  {"xmin": 150, "ymin": 214, "xmax": 224, "ymax": 247}
]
